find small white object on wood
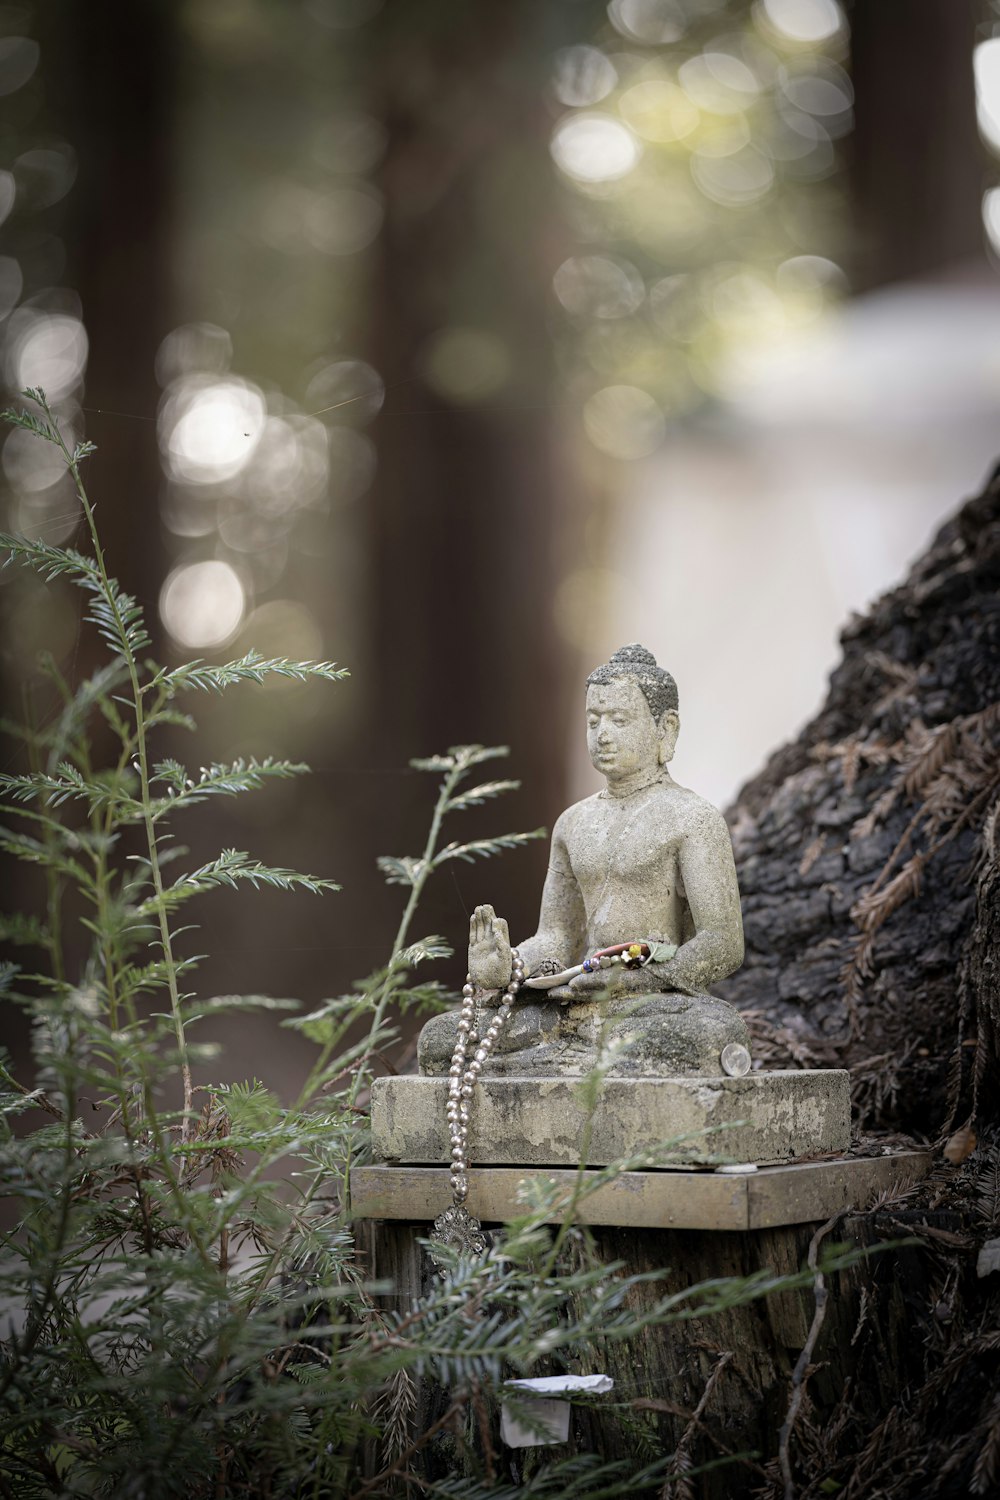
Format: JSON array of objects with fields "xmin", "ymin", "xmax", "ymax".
[{"xmin": 500, "ymin": 1374, "xmax": 614, "ymax": 1448}]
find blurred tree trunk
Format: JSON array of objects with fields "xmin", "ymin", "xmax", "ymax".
[
  {"xmin": 0, "ymin": 3, "xmax": 176, "ymax": 1023},
  {"xmin": 38, "ymin": 0, "xmax": 176, "ymax": 653},
  {"xmin": 849, "ymin": 0, "xmax": 985, "ymax": 289},
  {"xmin": 359, "ymin": 2, "xmax": 585, "ymax": 958}
]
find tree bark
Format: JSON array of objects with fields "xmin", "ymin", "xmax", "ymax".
[{"xmin": 718, "ymin": 466, "xmax": 1000, "ymax": 1139}]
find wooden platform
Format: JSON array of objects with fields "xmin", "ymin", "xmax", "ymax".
[{"xmin": 350, "ymin": 1150, "xmax": 931, "ymax": 1231}]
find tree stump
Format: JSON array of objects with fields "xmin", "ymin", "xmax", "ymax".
[{"xmin": 357, "ymin": 1187, "xmax": 937, "ymax": 1499}]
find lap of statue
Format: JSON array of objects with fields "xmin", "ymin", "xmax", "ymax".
[{"xmin": 417, "ymin": 986, "xmax": 750, "ymax": 1078}]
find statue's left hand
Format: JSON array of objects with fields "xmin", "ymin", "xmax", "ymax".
[{"xmin": 563, "ymin": 964, "xmax": 662, "ymax": 997}]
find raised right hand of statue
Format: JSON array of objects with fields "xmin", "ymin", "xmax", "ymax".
[{"xmin": 468, "ymin": 903, "xmax": 512, "ymax": 990}]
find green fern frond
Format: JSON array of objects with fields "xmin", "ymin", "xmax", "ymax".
[
  {"xmin": 151, "ymin": 650, "xmax": 349, "ymax": 696},
  {"xmin": 396, "ymin": 934, "xmax": 452, "ymax": 967},
  {"xmin": 145, "ymin": 850, "xmax": 339, "ymax": 914},
  {"xmin": 0, "ymin": 913, "xmax": 49, "ymax": 948},
  {"xmin": 445, "ymin": 778, "xmax": 520, "ymax": 811},
  {"xmin": 148, "ymin": 756, "xmax": 311, "ymax": 816},
  {"xmin": 410, "ymin": 743, "xmax": 510, "ymax": 775},
  {"xmin": 376, "ymin": 854, "xmax": 428, "ymax": 887},
  {"xmin": 433, "ymin": 828, "xmax": 546, "ymax": 866}
]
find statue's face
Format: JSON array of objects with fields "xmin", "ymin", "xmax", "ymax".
[{"xmin": 586, "ymin": 678, "xmax": 661, "ymax": 782}]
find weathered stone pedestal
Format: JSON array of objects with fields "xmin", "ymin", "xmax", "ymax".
[
  {"xmin": 370, "ymin": 1070, "xmax": 853, "ymax": 1170},
  {"xmin": 353, "ymin": 1071, "xmax": 931, "ymax": 1497}
]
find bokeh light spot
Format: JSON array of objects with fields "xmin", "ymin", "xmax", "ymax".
[
  {"xmin": 0, "ymin": 169, "xmax": 16, "ymax": 229},
  {"xmin": 421, "ymin": 327, "xmax": 510, "ymax": 403},
  {"xmin": 161, "ymin": 377, "xmax": 267, "ymax": 486},
  {"xmin": 649, "ymin": 274, "xmax": 695, "ymax": 339},
  {"xmin": 779, "ymin": 60, "xmax": 853, "ymax": 130},
  {"xmin": 711, "ymin": 270, "xmax": 786, "ymax": 337},
  {"xmin": 759, "ymin": 0, "xmax": 844, "ymax": 45},
  {"xmin": 619, "ymin": 79, "xmax": 699, "ymax": 143},
  {"xmin": 691, "ymin": 146, "xmax": 774, "ymax": 207},
  {"xmin": 159, "ymin": 560, "xmax": 247, "ymax": 650},
  {"xmin": 583, "ymin": 384, "xmax": 665, "ymax": 460},
  {"xmin": 305, "ymin": 358, "xmax": 384, "ymax": 424},
  {"xmin": 975, "ymin": 38, "xmax": 1000, "ymax": 156},
  {"xmin": 552, "ymin": 45, "xmax": 617, "ymax": 107},
  {"xmin": 0, "ymin": 36, "xmax": 39, "ymax": 97},
  {"xmin": 553, "ymin": 255, "xmax": 645, "ymax": 320},
  {"xmin": 680, "ymin": 52, "xmax": 759, "ymax": 116},
  {"xmin": 608, "ymin": 0, "xmax": 686, "ymax": 46},
  {"xmin": 304, "ymin": 183, "xmax": 384, "ymax": 256},
  {"xmin": 3, "ymin": 424, "xmax": 75, "ymax": 492},
  {"xmin": 7, "ymin": 311, "xmax": 88, "ymax": 400},
  {"xmin": 156, "ymin": 323, "xmax": 233, "ymax": 387},
  {"xmin": 690, "ymin": 112, "xmax": 752, "ymax": 159},
  {"xmin": 776, "ymin": 254, "xmax": 846, "ymax": 294},
  {"xmin": 13, "ymin": 488, "xmax": 79, "ymax": 545},
  {"xmin": 243, "ymin": 415, "xmax": 330, "ymax": 514},
  {"xmin": 161, "ymin": 488, "xmax": 220, "ymax": 539},
  {"xmin": 14, "ymin": 147, "xmax": 77, "ymax": 211},
  {"xmin": 551, "ymin": 114, "xmax": 641, "ymax": 184},
  {"xmin": 983, "ymin": 187, "xmax": 1000, "ymax": 257}
]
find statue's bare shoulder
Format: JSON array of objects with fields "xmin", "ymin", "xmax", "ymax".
[
  {"xmin": 552, "ymin": 792, "xmax": 604, "ymax": 840},
  {"xmin": 646, "ymin": 781, "xmax": 731, "ymax": 840}
]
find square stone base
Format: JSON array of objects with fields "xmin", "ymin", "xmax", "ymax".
[{"xmin": 371, "ymin": 1069, "xmax": 851, "ymax": 1169}]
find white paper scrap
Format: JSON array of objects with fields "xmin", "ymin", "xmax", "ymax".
[{"xmin": 504, "ymin": 1374, "xmax": 614, "ymax": 1396}]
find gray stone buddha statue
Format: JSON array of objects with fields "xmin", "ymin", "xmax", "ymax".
[{"xmin": 418, "ymin": 644, "xmax": 751, "ymax": 1077}]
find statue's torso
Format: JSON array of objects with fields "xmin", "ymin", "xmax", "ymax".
[{"xmin": 558, "ymin": 781, "xmax": 702, "ymax": 951}]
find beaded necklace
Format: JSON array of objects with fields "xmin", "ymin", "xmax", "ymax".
[{"xmin": 428, "ymin": 940, "xmax": 668, "ymax": 1259}]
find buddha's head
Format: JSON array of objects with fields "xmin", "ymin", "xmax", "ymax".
[{"xmin": 585, "ymin": 644, "xmax": 679, "ymax": 783}]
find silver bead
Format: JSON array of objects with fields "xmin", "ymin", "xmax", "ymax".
[
  {"xmin": 459, "ymin": 1107, "xmax": 469, "ymax": 1123},
  {"xmin": 457, "ymin": 1017, "xmax": 471, "ymax": 1033},
  {"xmin": 461, "ymin": 1083, "xmax": 473, "ymax": 1098},
  {"xmin": 474, "ymin": 1047, "xmax": 487, "ymax": 1064},
  {"xmin": 462, "ymin": 982, "xmax": 474, "ymax": 997}
]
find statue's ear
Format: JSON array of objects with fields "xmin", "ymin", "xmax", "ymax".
[{"xmin": 658, "ymin": 709, "xmax": 680, "ymax": 764}]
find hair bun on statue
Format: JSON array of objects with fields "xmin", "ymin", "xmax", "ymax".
[
  {"xmin": 586, "ymin": 643, "xmax": 678, "ymax": 721},
  {"xmin": 609, "ymin": 644, "xmax": 657, "ymax": 670}
]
